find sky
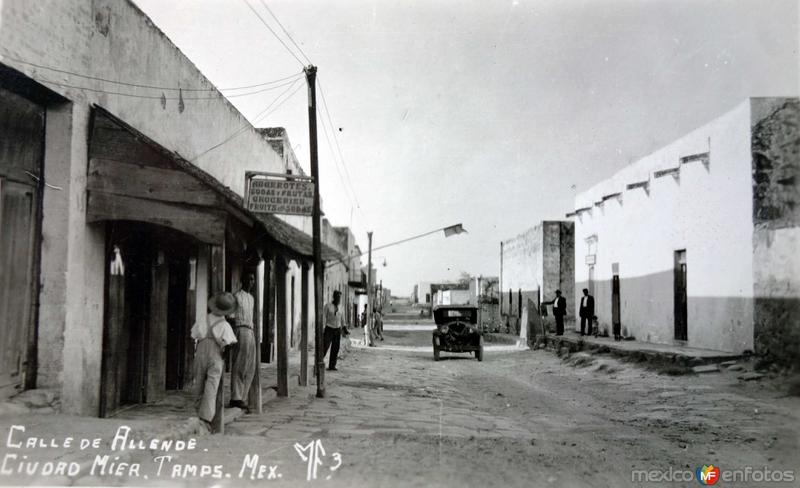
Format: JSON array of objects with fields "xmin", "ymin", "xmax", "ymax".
[{"xmin": 134, "ymin": 0, "xmax": 799, "ymax": 295}]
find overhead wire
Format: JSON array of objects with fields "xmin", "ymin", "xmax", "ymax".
[
  {"xmin": 190, "ymin": 76, "xmax": 304, "ymax": 162},
  {"xmin": 317, "ymin": 101, "xmax": 361, "ymax": 217},
  {"xmin": 241, "ymin": 0, "xmax": 306, "ymax": 68},
  {"xmin": 256, "ymin": 0, "xmax": 312, "ymax": 65},
  {"xmin": 1, "ymin": 53, "xmax": 303, "ymax": 92},
  {"xmin": 316, "ymin": 76, "xmax": 371, "ymax": 229},
  {"xmin": 35, "ymin": 74, "xmax": 303, "ymax": 101}
]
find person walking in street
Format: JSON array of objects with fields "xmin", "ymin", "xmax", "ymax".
[
  {"xmin": 544, "ymin": 290, "xmax": 567, "ymax": 336},
  {"xmin": 323, "ymin": 290, "xmax": 346, "ymax": 371},
  {"xmin": 374, "ymin": 308, "xmax": 384, "ymax": 341},
  {"xmin": 230, "ymin": 273, "xmax": 256, "ymax": 412},
  {"xmin": 579, "ymin": 288, "xmax": 595, "ymax": 336},
  {"xmin": 191, "ymin": 292, "xmax": 238, "ymax": 431}
]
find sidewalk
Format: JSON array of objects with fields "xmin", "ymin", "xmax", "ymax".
[{"xmin": 540, "ymin": 330, "xmax": 741, "ymax": 366}]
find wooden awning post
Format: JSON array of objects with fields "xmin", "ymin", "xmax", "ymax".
[
  {"xmin": 261, "ymin": 255, "xmax": 274, "ymax": 363},
  {"xmin": 210, "ymin": 243, "xmax": 225, "ymax": 434},
  {"xmin": 299, "ymin": 261, "xmax": 310, "ymax": 386},
  {"xmin": 276, "ymin": 256, "xmax": 289, "ymax": 397}
]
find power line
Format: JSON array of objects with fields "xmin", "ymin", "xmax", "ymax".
[
  {"xmin": 257, "ymin": 0, "xmax": 312, "ymax": 65},
  {"xmin": 317, "ymin": 102, "xmax": 361, "ymax": 215},
  {"xmin": 1, "ymin": 53, "xmax": 303, "ymax": 92},
  {"xmin": 316, "ymin": 96, "xmax": 371, "ymax": 231},
  {"xmin": 37, "ymin": 74, "xmax": 302, "ymax": 101},
  {"xmin": 241, "ymin": 0, "xmax": 306, "ymax": 67},
  {"xmin": 190, "ymin": 77, "xmax": 304, "ymax": 162},
  {"xmin": 316, "ymin": 77, "xmax": 370, "ymax": 228}
]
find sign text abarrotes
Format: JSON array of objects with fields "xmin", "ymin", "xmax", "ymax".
[{"xmin": 248, "ymin": 178, "xmax": 314, "ymax": 216}]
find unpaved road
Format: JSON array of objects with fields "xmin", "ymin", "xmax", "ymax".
[{"xmin": 6, "ymin": 321, "xmax": 798, "ymax": 487}]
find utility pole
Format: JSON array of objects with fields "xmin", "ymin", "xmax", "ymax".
[
  {"xmin": 305, "ymin": 65, "xmax": 325, "ymax": 398},
  {"xmin": 365, "ymin": 231, "xmax": 373, "ymax": 347}
]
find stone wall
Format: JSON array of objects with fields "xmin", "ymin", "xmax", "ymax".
[{"xmin": 751, "ymin": 98, "xmax": 800, "ymax": 366}]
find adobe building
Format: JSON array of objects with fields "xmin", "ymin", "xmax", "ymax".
[
  {"xmin": 500, "ymin": 222, "xmax": 575, "ymax": 334},
  {"xmin": 0, "ymin": 0, "xmax": 346, "ymax": 421},
  {"xmin": 570, "ymin": 98, "xmax": 799, "ymax": 365}
]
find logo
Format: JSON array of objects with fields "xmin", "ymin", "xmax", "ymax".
[{"xmin": 696, "ymin": 465, "xmax": 720, "ymax": 485}]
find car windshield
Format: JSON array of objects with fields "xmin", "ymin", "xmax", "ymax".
[
  {"xmin": 434, "ymin": 308, "xmax": 477, "ymax": 324},
  {"xmin": 445, "ymin": 310, "xmax": 471, "ymax": 318}
]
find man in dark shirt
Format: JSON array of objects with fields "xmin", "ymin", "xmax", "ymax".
[
  {"xmin": 545, "ymin": 290, "xmax": 567, "ymax": 336},
  {"xmin": 579, "ymin": 288, "xmax": 595, "ymax": 336}
]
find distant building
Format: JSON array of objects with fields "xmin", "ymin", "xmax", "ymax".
[
  {"xmin": 500, "ymin": 222, "xmax": 575, "ymax": 333},
  {"xmin": 469, "ymin": 276, "xmax": 499, "ymax": 306},
  {"xmin": 414, "ymin": 281, "xmax": 433, "ymax": 304},
  {"xmin": 571, "ymin": 98, "xmax": 799, "ymax": 363}
]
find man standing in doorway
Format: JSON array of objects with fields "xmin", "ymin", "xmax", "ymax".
[
  {"xmin": 579, "ymin": 288, "xmax": 595, "ymax": 336},
  {"xmin": 323, "ymin": 290, "xmax": 345, "ymax": 371},
  {"xmin": 545, "ymin": 290, "xmax": 567, "ymax": 336},
  {"xmin": 230, "ymin": 272, "xmax": 256, "ymax": 412}
]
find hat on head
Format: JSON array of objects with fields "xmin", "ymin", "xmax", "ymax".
[{"xmin": 209, "ymin": 292, "xmax": 238, "ymax": 315}]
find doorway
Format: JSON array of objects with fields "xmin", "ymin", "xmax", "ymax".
[
  {"xmin": 100, "ymin": 222, "xmax": 195, "ymax": 416},
  {"xmin": 674, "ymin": 250, "xmax": 688, "ymax": 341},
  {"xmin": 0, "ymin": 86, "xmax": 44, "ymax": 399}
]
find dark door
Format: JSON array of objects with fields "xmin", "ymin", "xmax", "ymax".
[
  {"xmin": 611, "ymin": 274, "xmax": 621, "ymax": 329},
  {"xmin": 0, "ymin": 180, "xmax": 37, "ymax": 398},
  {"xmin": 674, "ymin": 250, "xmax": 688, "ymax": 341},
  {"xmin": 0, "ymin": 87, "xmax": 44, "ymax": 399},
  {"xmin": 100, "ymin": 223, "xmax": 152, "ymax": 415},
  {"xmin": 165, "ymin": 256, "xmax": 189, "ymax": 390}
]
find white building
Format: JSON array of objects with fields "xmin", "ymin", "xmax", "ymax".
[{"xmin": 571, "ymin": 98, "xmax": 799, "ymax": 361}]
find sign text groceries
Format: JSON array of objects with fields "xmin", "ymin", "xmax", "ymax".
[{"xmin": 248, "ymin": 178, "xmax": 313, "ymax": 216}]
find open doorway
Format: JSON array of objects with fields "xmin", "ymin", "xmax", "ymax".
[
  {"xmin": 674, "ymin": 250, "xmax": 688, "ymax": 341},
  {"xmin": 100, "ymin": 222, "xmax": 196, "ymax": 417}
]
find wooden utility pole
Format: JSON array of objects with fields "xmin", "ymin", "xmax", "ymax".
[
  {"xmin": 305, "ymin": 65, "xmax": 325, "ymax": 398},
  {"xmin": 366, "ymin": 231, "xmax": 373, "ymax": 346},
  {"xmin": 299, "ymin": 262, "xmax": 309, "ymax": 386}
]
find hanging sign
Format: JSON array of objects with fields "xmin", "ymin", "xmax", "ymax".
[{"xmin": 246, "ymin": 173, "xmax": 314, "ymax": 216}]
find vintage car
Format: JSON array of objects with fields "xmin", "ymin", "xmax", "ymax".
[{"xmin": 432, "ymin": 305, "xmax": 484, "ymax": 361}]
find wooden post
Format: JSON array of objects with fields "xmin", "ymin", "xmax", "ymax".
[
  {"xmin": 147, "ymin": 255, "xmax": 169, "ymax": 403},
  {"xmin": 261, "ymin": 255, "xmax": 273, "ymax": 363},
  {"xmin": 366, "ymin": 232, "xmax": 373, "ymax": 346},
  {"xmin": 305, "ymin": 66, "xmax": 326, "ymax": 398},
  {"xmin": 276, "ymin": 256, "xmax": 288, "ymax": 397},
  {"xmin": 210, "ymin": 243, "xmax": 225, "ymax": 434},
  {"xmin": 299, "ymin": 261, "xmax": 310, "ymax": 386}
]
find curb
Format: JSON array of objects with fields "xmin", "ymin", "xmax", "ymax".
[{"xmin": 535, "ymin": 335, "xmax": 741, "ymax": 368}]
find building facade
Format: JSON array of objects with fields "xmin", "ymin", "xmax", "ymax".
[
  {"xmin": 0, "ymin": 0, "xmax": 354, "ymax": 419},
  {"xmin": 571, "ymin": 98, "xmax": 799, "ymax": 362}
]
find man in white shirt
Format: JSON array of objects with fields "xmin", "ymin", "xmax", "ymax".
[
  {"xmin": 230, "ymin": 273, "xmax": 256, "ymax": 411},
  {"xmin": 323, "ymin": 291, "xmax": 346, "ymax": 371},
  {"xmin": 191, "ymin": 292, "xmax": 238, "ymax": 430}
]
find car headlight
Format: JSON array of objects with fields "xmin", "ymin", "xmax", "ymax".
[{"xmin": 440, "ymin": 325, "xmax": 449, "ymax": 334}]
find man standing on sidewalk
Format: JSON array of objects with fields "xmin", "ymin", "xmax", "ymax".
[
  {"xmin": 545, "ymin": 290, "xmax": 567, "ymax": 336},
  {"xmin": 579, "ymin": 288, "xmax": 595, "ymax": 336},
  {"xmin": 230, "ymin": 273, "xmax": 256, "ymax": 411},
  {"xmin": 323, "ymin": 290, "xmax": 346, "ymax": 371},
  {"xmin": 192, "ymin": 292, "xmax": 238, "ymax": 430}
]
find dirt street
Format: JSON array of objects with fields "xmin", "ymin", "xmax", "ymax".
[{"xmin": 3, "ymin": 322, "xmax": 798, "ymax": 487}]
